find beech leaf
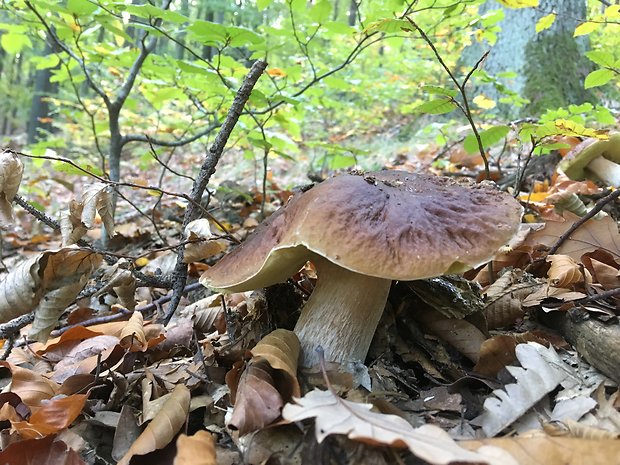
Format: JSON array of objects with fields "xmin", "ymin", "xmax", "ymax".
[
  {"xmin": 0, "ymin": 435, "xmax": 85, "ymax": 465},
  {"xmin": 282, "ymin": 389, "xmax": 518, "ymax": 465},
  {"xmin": 0, "ymin": 151, "xmax": 23, "ymax": 228},
  {"xmin": 251, "ymin": 328, "xmax": 301, "ymax": 398},
  {"xmin": 119, "ymin": 311, "xmax": 148, "ymax": 352},
  {"xmin": 118, "ymin": 384, "xmax": 191, "ymax": 465},
  {"xmin": 174, "ymin": 431, "xmax": 217, "ymax": 465},
  {"xmin": 12, "ymin": 393, "xmax": 89, "ymax": 439},
  {"xmin": 80, "ymin": 182, "xmax": 115, "ymax": 236}
]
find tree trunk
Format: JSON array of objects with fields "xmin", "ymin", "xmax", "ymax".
[
  {"xmin": 27, "ymin": 42, "xmax": 58, "ymax": 143},
  {"xmin": 348, "ymin": 0, "xmax": 358, "ymax": 26},
  {"xmin": 460, "ymin": 0, "xmax": 594, "ymax": 118}
]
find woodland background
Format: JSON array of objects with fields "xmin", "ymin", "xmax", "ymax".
[{"xmin": 0, "ymin": 0, "xmax": 619, "ymax": 464}]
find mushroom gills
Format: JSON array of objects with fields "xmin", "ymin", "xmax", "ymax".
[{"xmin": 294, "ymin": 254, "xmax": 392, "ymax": 367}]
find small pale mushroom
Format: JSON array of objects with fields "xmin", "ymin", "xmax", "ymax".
[
  {"xmin": 559, "ymin": 133, "xmax": 620, "ymax": 186},
  {"xmin": 200, "ymin": 171, "xmax": 522, "ymax": 367}
]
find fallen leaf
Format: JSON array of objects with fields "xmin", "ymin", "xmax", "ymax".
[
  {"xmin": 12, "ymin": 393, "xmax": 88, "ymax": 439},
  {"xmin": 173, "ymin": 431, "xmax": 216, "ymax": 465},
  {"xmin": 0, "ymin": 434, "xmax": 85, "ymax": 465},
  {"xmin": 117, "ymin": 384, "xmax": 191, "ymax": 465},
  {"xmin": 546, "ymin": 254, "xmax": 590, "ymax": 288},
  {"xmin": 227, "ymin": 358, "xmax": 283, "ymax": 436},
  {"xmin": 0, "ymin": 151, "xmax": 24, "ymax": 227},
  {"xmin": 282, "ymin": 389, "xmax": 518, "ymax": 465},
  {"xmin": 119, "ymin": 311, "xmax": 148, "ymax": 352},
  {"xmin": 525, "ymin": 212, "xmax": 620, "ymax": 261},
  {"xmin": 250, "ymin": 328, "xmax": 300, "ymax": 398},
  {"xmin": 80, "ymin": 182, "xmax": 114, "ymax": 236},
  {"xmin": 0, "ymin": 361, "xmax": 60, "ymax": 406}
]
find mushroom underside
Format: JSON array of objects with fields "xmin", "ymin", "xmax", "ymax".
[{"xmin": 585, "ymin": 156, "xmax": 620, "ymax": 187}]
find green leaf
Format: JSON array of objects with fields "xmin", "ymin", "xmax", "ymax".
[
  {"xmin": 67, "ymin": 0, "xmax": 98, "ymax": 15},
  {"xmin": 414, "ymin": 98, "xmax": 457, "ymax": 115},
  {"xmin": 324, "ymin": 76, "xmax": 349, "ymax": 90},
  {"xmin": 227, "ymin": 26, "xmax": 264, "ymax": 47},
  {"xmin": 32, "ymin": 54, "xmax": 60, "ymax": 70},
  {"xmin": 535, "ymin": 13, "xmax": 555, "ymax": 32},
  {"xmin": 422, "ymin": 85, "xmax": 458, "ymax": 98},
  {"xmin": 574, "ymin": 21, "xmax": 600, "ymax": 37},
  {"xmin": 364, "ymin": 18, "xmax": 412, "ymax": 34},
  {"xmin": 309, "ymin": 0, "xmax": 331, "ymax": 22},
  {"xmin": 585, "ymin": 50, "xmax": 615, "ymax": 68},
  {"xmin": 123, "ymin": 4, "xmax": 187, "ymax": 23},
  {"xmin": 323, "ymin": 21, "xmax": 355, "ymax": 35},
  {"xmin": 257, "ymin": 0, "xmax": 274, "ymax": 10},
  {"xmin": 1, "ymin": 32, "xmax": 32, "ymax": 54},
  {"xmin": 584, "ymin": 68, "xmax": 614, "ymax": 89},
  {"xmin": 463, "ymin": 125, "xmax": 510, "ymax": 154},
  {"xmin": 594, "ymin": 106, "xmax": 615, "ymax": 125}
]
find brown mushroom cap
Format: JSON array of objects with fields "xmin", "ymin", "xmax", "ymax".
[{"xmin": 201, "ymin": 170, "xmax": 523, "ymax": 292}]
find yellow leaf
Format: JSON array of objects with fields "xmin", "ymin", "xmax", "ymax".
[
  {"xmin": 473, "ymin": 94, "xmax": 496, "ymax": 109},
  {"xmin": 605, "ymin": 5, "xmax": 620, "ymax": 19},
  {"xmin": 135, "ymin": 256, "xmax": 149, "ymax": 267},
  {"xmin": 574, "ymin": 21, "xmax": 600, "ymax": 37},
  {"xmin": 497, "ymin": 0, "xmax": 538, "ymax": 8},
  {"xmin": 266, "ymin": 67, "xmax": 287, "ymax": 77},
  {"xmin": 535, "ymin": 13, "xmax": 556, "ymax": 33}
]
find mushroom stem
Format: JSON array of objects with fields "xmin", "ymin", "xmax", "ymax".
[
  {"xmin": 587, "ymin": 156, "xmax": 620, "ymax": 187},
  {"xmin": 294, "ymin": 255, "xmax": 391, "ymax": 367}
]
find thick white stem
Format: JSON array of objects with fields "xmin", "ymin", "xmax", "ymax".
[
  {"xmin": 587, "ymin": 157, "xmax": 620, "ymax": 187},
  {"xmin": 293, "ymin": 255, "xmax": 391, "ymax": 367}
]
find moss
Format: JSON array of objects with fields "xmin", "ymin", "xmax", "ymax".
[{"xmin": 522, "ymin": 31, "xmax": 596, "ymax": 115}]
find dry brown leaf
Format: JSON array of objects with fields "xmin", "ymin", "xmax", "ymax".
[
  {"xmin": 0, "ymin": 434, "xmax": 85, "ymax": 465},
  {"xmin": 80, "ymin": 182, "xmax": 114, "ymax": 236},
  {"xmin": 0, "ymin": 248, "xmax": 102, "ymax": 338},
  {"xmin": 462, "ymin": 433, "xmax": 620, "ymax": 465},
  {"xmin": 60, "ymin": 200, "xmax": 88, "ymax": 246},
  {"xmin": 51, "ymin": 334, "xmax": 120, "ymax": 383},
  {"xmin": 183, "ymin": 219, "xmax": 227, "ymax": 263},
  {"xmin": 474, "ymin": 335, "xmax": 519, "ymax": 378},
  {"xmin": 119, "ymin": 311, "xmax": 148, "ymax": 352},
  {"xmin": 251, "ymin": 328, "xmax": 300, "ymax": 398},
  {"xmin": 185, "ymin": 294, "xmax": 223, "ymax": 334},
  {"xmin": 0, "ymin": 361, "xmax": 60, "ymax": 406},
  {"xmin": 546, "ymin": 254, "xmax": 590, "ymax": 288},
  {"xmin": 227, "ymin": 358, "xmax": 283, "ymax": 436},
  {"xmin": 282, "ymin": 389, "xmax": 517, "ymax": 465},
  {"xmin": 173, "ymin": 431, "xmax": 217, "ymax": 465},
  {"xmin": 526, "ymin": 212, "xmax": 620, "ymax": 261},
  {"xmin": 117, "ymin": 384, "xmax": 191, "ymax": 465},
  {"xmin": 110, "ymin": 269, "xmax": 136, "ymax": 310},
  {"xmin": 0, "ymin": 151, "xmax": 23, "ymax": 228},
  {"xmin": 12, "ymin": 393, "xmax": 88, "ymax": 439},
  {"xmin": 421, "ymin": 316, "xmax": 487, "ymax": 363},
  {"xmin": 581, "ymin": 251, "xmax": 620, "ymax": 291}
]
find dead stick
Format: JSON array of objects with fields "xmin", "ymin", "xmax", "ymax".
[{"xmin": 164, "ymin": 60, "xmax": 268, "ymax": 325}]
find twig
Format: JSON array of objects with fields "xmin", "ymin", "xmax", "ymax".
[
  {"xmin": 0, "ymin": 314, "xmax": 34, "ymax": 339},
  {"xmin": 163, "ymin": 60, "xmax": 268, "ymax": 325},
  {"xmin": 547, "ymin": 188, "xmax": 620, "ymax": 256}
]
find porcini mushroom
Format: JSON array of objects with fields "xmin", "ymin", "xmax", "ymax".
[
  {"xmin": 200, "ymin": 171, "xmax": 522, "ymax": 367},
  {"xmin": 559, "ymin": 133, "xmax": 620, "ymax": 186}
]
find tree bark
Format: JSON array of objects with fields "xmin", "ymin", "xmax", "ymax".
[{"xmin": 459, "ymin": 0, "xmax": 594, "ymax": 118}]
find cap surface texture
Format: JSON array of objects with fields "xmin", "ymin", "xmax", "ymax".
[{"xmin": 201, "ymin": 171, "xmax": 523, "ymax": 292}]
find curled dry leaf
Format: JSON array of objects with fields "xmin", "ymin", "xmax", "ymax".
[
  {"xmin": 546, "ymin": 254, "xmax": 590, "ymax": 288},
  {"xmin": 420, "ymin": 316, "xmax": 487, "ymax": 363},
  {"xmin": 80, "ymin": 182, "xmax": 115, "ymax": 236},
  {"xmin": 282, "ymin": 389, "xmax": 517, "ymax": 465},
  {"xmin": 0, "ymin": 361, "xmax": 60, "ymax": 407},
  {"xmin": 250, "ymin": 329, "xmax": 301, "ymax": 398},
  {"xmin": 183, "ymin": 219, "xmax": 227, "ymax": 263},
  {"xmin": 118, "ymin": 384, "xmax": 191, "ymax": 465},
  {"xmin": 51, "ymin": 334, "xmax": 120, "ymax": 383},
  {"xmin": 12, "ymin": 393, "xmax": 88, "ymax": 439},
  {"xmin": 119, "ymin": 311, "xmax": 148, "ymax": 352},
  {"xmin": 0, "ymin": 248, "xmax": 102, "ymax": 339},
  {"xmin": 173, "ymin": 431, "xmax": 217, "ymax": 465},
  {"xmin": 60, "ymin": 200, "xmax": 88, "ymax": 246},
  {"xmin": 0, "ymin": 151, "xmax": 23, "ymax": 227},
  {"xmin": 110, "ymin": 269, "xmax": 136, "ymax": 310},
  {"xmin": 227, "ymin": 358, "xmax": 284, "ymax": 436}
]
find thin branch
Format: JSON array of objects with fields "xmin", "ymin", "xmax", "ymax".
[
  {"xmin": 547, "ymin": 188, "xmax": 620, "ymax": 256},
  {"xmin": 164, "ymin": 60, "xmax": 268, "ymax": 325}
]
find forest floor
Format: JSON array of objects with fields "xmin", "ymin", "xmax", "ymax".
[{"xmin": 0, "ymin": 128, "xmax": 619, "ymax": 465}]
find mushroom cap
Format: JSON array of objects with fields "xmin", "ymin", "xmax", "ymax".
[
  {"xmin": 200, "ymin": 171, "xmax": 523, "ymax": 292},
  {"xmin": 561, "ymin": 133, "xmax": 620, "ymax": 180}
]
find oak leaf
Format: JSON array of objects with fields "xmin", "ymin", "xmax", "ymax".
[{"xmin": 282, "ymin": 389, "xmax": 517, "ymax": 465}]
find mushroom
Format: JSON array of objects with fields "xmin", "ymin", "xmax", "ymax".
[
  {"xmin": 200, "ymin": 171, "xmax": 522, "ymax": 367},
  {"xmin": 559, "ymin": 133, "xmax": 620, "ymax": 186}
]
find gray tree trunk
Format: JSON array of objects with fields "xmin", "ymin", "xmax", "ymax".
[
  {"xmin": 27, "ymin": 42, "xmax": 58, "ymax": 143},
  {"xmin": 460, "ymin": 0, "xmax": 594, "ymax": 118}
]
